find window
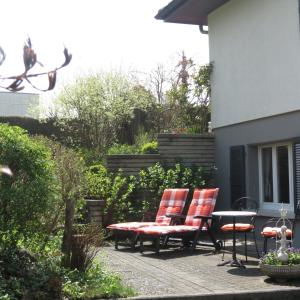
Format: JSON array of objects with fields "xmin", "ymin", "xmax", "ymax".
[{"xmin": 258, "ymin": 143, "xmax": 294, "ymax": 213}]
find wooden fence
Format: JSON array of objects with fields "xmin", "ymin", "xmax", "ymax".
[{"xmin": 106, "ymin": 133, "xmax": 215, "ymax": 176}]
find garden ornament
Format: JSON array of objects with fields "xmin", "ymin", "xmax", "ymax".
[{"xmin": 276, "ymin": 205, "xmax": 292, "ymax": 263}]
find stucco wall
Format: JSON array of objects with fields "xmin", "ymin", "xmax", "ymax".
[
  {"xmin": 214, "ymin": 110, "xmax": 300, "ymax": 213},
  {"xmin": 208, "ymin": 0, "xmax": 300, "ymax": 128},
  {"xmin": 0, "ymin": 92, "xmax": 39, "ymax": 117}
]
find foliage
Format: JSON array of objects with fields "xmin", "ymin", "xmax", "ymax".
[
  {"xmin": 0, "ymin": 124, "xmax": 58, "ymax": 248},
  {"xmin": 107, "ymin": 140, "xmax": 158, "ymax": 155},
  {"xmin": 0, "ymin": 245, "xmax": 135, "ymax": 300},
  {"xmin": 141, "ymin": 141, "xmax": 158, "ymax": 154},
  {"xmin": 52, "ymin": 72, "xmax": 156, "ymax": 154},
  {"xmin": 70, "ymin": 224, "xmax": 105, "ymax": 272},
  {"xmin": 261, "ymin": 248, "xmax": 300, "ymax": 266},
  {"xmin": 107, "ymin": 143, "xmax": 138, "ymax": 155},
  {"xmin": 165, "ymin": 54, "xmax": 213, "ymax": 133},
  {"xmin": 147, "ymin": 53, "xmax": 213, "ymax": 134},
  {"xmin": 138, "ymin": 162, "xmax": 213, "ymax": 213},
  {"xmin": 0, "ymin": 247, "xmax": 62, "ymax": 300},
  {"xmin": 85, "ymin": 164, "xmax": 136, "ymax": 226},
  {"xmin": 62, "ymin": 262, "xmax": 135, "ymax": 299}
]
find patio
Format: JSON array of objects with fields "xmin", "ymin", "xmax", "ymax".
[{"xmin": 101, "ymin": 239, "xmax": 300, "ymax": 300}]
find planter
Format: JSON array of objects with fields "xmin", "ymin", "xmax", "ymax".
[
  {"xmin": 260, "ymin": 263, "xmax": 300, "ymax": 281},
  {"xmin": 84, "ymin": 198, "xmax": 105, "ymax": 225}
]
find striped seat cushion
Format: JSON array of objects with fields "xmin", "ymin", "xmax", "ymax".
[
  {"xmin": 107, "ymin": 188, "xmax": 189, "ymax": 231},
  {"xmin": 135, "ymin": 188, "xmax": 219, "ymax": 236},
  {"xmin": 184, "ymin": 188, "xmax": 219, "ymax": 227},
  {"xmin": 221, "ymin": 223, "xmax": 254, "ymax": 232},
  {"xmin": 106, "ymin": 221, "xmax": 167, "ymax": 231},
  {"xmin": 261, "ymin": 226, "xmax": 293, "ymax": 238},
  {"xmin": 135, "ymin": 225, "xmax": 201, "ymax": 236}
]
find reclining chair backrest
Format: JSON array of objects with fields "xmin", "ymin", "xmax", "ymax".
[
  {"xmin": 184, "ymin": 188, "xmax": 219, "ymax": 228},
  {"xmin": 155, "ymin": 188, "xmax": 189, "ymax": 225}
]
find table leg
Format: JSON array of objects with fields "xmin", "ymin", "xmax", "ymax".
[{"xmin": 218, "ymin": 216, "xmax": 245, "ymax": 268}]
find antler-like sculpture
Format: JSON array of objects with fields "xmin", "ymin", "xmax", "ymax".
[{"xmin": 0, "ymin": 38, "xmax": 72, "ymax": 92}]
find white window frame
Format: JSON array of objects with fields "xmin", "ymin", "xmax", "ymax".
[{"xmin": 258, "ymin": 142, "xmax": 294, "ymax": 216}]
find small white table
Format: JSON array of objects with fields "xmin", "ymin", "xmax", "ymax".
[{"xmin": 212, "ymin": 211, "xmax": 257, "ymax": 268}]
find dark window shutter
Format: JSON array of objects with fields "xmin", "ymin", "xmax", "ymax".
[
  {"xmin": 293, "ymin": 143, "xmax": 300, "ymax": 213},
  {"xmin": 230, "ymin": 145, "xmax": 246, "ymax": 207}
]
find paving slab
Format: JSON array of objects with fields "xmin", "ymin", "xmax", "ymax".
[{"xmin": 99, "ymin": 241, "xmax": 300, "ymax": 300}]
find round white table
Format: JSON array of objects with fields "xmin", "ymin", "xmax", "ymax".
[{"xmin": 212, "ymin": 211, "xmax": 257, "ymax": 268}]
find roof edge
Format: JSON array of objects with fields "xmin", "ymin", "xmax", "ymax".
[{"xmin": 155, "ymin": 0, "xmax": 188, "ymax": 20}]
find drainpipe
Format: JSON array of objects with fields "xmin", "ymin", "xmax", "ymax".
[
  {"xmin": 299, "ymin": 0, "xmax": 300, "ymax": 31},
  {"xmin": 199, "ymin": 25, "xmax": 208, "ymax": 34}
]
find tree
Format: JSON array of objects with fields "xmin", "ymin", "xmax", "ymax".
[
  {"xmin": 50, "ymin": 143, "xmax": 85, "ymax": 269},
  {"xmin": 52, "ymin": 72, "xmax": 156, "ymax": 154},
  {"xmin": 163, "ymin": 53, "xmax": 213, "ymax": 133}
]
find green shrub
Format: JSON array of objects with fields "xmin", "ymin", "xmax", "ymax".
[
  {"xmin": 62, "ymin": 262, "xmax": 135, "ymax": 299},
  {"xmin": 85, "ymin": 164, "xmax": 136, "ymax": 226},
  {"xmin": 107, "ymin": 144, "xmax": 138, "ymax": 155},
  {"xmin": 0, "ymin": 247, "xmax": 135, "ymax": 300},
  {"xmin": 0, "ymin": 124, "xmax": 58, "ymax": 248},
  {"xmin": 140, "ymin": 141, "xmax": 158, "ymax": 154},
  {"xmin": 0, "ymin": 248, "xmax": 62, "ymax": 300},
  {"xmin": 138, "ymin": 162, "xmax": 213, "ymax": 213}
]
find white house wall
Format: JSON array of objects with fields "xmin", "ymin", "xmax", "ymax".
[
  {"xmin": 209, "ymin": 0, "xmax": 300, "ymax": 128},
  {"xmin": 0, "ymin": 92, "xmax": 39, "ymax": 117}
]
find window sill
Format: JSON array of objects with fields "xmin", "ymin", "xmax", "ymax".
[{"xmin": 258, "ymin": 208, "xmax": 295, "ymax": 219}]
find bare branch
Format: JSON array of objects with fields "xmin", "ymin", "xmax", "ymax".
[
  {"xmin": 0, "ymin": 38, "xmax": 72, "ymax": 92},
  {"xmin": 0, "ymin": 47, "xmax": 5, "ymax": 66}
]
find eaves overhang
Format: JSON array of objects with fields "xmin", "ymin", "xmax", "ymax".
[{"xmin": 155, "ymin": 0, "xmax": 229, "ymax": 26}]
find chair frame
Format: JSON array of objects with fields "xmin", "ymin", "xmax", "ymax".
[
  {"xmin": 138, "ymin": 214, "xmax": 222, "ymax": 255},
  {"xmin": 107, "ymin": 188, "xmax": 189, "ymax": 250},
  {"xmin": 261, "ymin": 200, "xmax": 300, "ymax": 253},
  {"xmin": 136, "ymin": 188, "xmax": 222, "ymax": 255}
]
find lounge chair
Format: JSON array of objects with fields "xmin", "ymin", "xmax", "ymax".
[
  {"xmin": 135, "ymin": 188, "xmax": 221, "ymax": 255},
  {"xmin": 107, "ymin": 188, "xmax": 189, "ymax": 249}
]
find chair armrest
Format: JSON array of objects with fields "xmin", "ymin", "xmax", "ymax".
[
  {"xmin": 166, "ymin": 213, "xmax": 186, "ymax": 225},
  {"xmin": 166, "ymin": 213, "xmax": 186, "ymax": 219},
  {"xmin": 193, "ymin": 215, "xmax": 212, "ymax": 220}
]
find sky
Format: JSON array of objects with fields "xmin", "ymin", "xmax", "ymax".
[{"xmin": 0, "ymin": 0, "xmax": 209, "ymax": 94}]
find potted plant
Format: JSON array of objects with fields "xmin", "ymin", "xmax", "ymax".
[{"xmin": 260, "ymin": 248, "xmax": 300, "ymax": 282}]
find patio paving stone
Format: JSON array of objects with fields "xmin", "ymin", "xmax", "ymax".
[{"xmin": 99, "ymin": 240, "xmax": 300, "ymax": 299}]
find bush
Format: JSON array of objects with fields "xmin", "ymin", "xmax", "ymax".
[
  {"xmin": 62, "ymin": 262, "xmax": 135, "ymax": 299},
  {"xmin": 85, "ymin": 164, "xmax": 136, "ymax": 226},
  {"xmin": 138, "ymin": 162, "xmax": 213, "ymax": 213},
  {"xmin": 140, "ymin": 141, "xmax": 158, "ymax": 154},
  {"xmin": 0, "ymin": 246, "xmax": 135, "ymax": 300},
  {"xmin": 107, "ymin": 144, "xmax": 138, "ymax": 155},
  {"xmin": 0, "ymin": 124, "xmax": 58, "ymax": 248},
  {"xmin": 0, "ymin": 248, "xmax": 62, "ymax": 300}
]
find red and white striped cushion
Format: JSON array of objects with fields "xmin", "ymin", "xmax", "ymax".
[
  {"xmin": 107, "ymin": 188, "xmax": 189, "ymax": 231},
  {"xmin": 184, "ymin": 188, "xmax": 219, "ymax": 227},
  {"xmin": 135, "ymin": 224, "xmax": 203, "ymax": 236},
  {"xmin": 261, "ymin": 226, "xmax": 293, "ymax": 238},
  {"xmin": 155, "ymin": 188, "xmax": 189, "ymax": 224},
  {"xmin": 221, "ymin": 223, "xmax": 254, "ymax": 232},
  {"xmin": 107, "ymin": 222, "xmax": 163, "ymax": 231},
  {"xmin": 135, "ymin": 188, "xmax": 219, "ymax": 236}
]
